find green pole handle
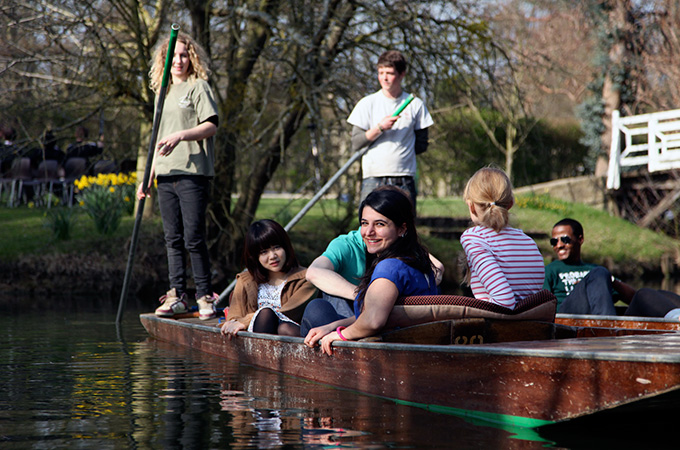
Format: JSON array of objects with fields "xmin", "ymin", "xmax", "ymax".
[
  {"xmin": 160, "ymin": 24, "xmax": 180, "ymax": 90},
  {"xmin": 392, "ymin": 94, "xmax": 414, "ymax": 116}
]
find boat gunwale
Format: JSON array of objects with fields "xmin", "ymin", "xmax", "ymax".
[
  {"xmin": 556, "ymin": 312, "xmax": 677, "ymax": 323},
  {"xmin": 140, "ymin": 313, "xmax": 680, "ymax": 364}
]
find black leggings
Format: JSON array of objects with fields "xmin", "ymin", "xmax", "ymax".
[{"xmin": 251, "ymin": 308, "xmax": 300, "ymax": 336}]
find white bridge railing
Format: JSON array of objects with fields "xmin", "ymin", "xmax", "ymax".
[{"xmin": 607, "ymin": 108, "xmax": 680, "ymax": 189}]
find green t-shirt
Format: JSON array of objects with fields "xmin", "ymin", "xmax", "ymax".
[
  {"xmin": 322, "ymin": 228, "xmax": 366, "ymax": 286},
  {"xmin": 155, "ymin": 78, "xmax": 218, "ymax": 177},
  {"xmin": 543, "ymin": 260, "xmax": 599, "ymax": 307}
]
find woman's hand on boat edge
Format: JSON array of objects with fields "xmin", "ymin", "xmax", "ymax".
[
  {"xmin": 320, "ymin": 331, "xmax": 341, "ymax": 356},
  {"xmin": 303, "ymin": 324, "xmax": 334, "ymax": 348},
  {"xmin": 220, "ymin": 319, "xmax": 245, "ymax": 339}
]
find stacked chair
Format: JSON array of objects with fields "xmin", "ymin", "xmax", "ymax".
[
  {"xmin": 62, "ymin": 157, "xmax": 87, "ymax": 207},
  {"xmin": 3, "ymin": 156, "xmax": 120, "ymax": 207},
  {"xmin": 0, "ymin": 163, "xmax": 13, "ymax": 204},
  {"xmin": 6, "ymin": 158, "xmax": 39, "ymax": 207},
  {"xmin": 33, "ymin": 159, "xmax": 62, "ymax": 208}
]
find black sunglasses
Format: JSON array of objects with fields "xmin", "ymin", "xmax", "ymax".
[{"xmin": 550, "ymin": 235, "xmax": 572, "ymax": 246}]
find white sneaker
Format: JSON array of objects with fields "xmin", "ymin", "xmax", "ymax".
[
  {"xmin": 155, "ymin": 288, "xmax": 188, "ymax": 317},
  {"xmin": 197, "ymin": 293, "xmax": 218, "ymax": 320},
  {"xmin": 664, "ymin": 308, "xmax": 680, "ymax": 321}
]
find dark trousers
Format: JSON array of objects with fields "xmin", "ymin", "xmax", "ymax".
[
  {"xmin": 625, "ymin": 288, "xmax": 680, "ymax": 317},
  {"xmin": 361, "ymin": 176, "xmax": 417, "ymax": 209},
  {"xmin": 157, "ymin": 175, "xmax": 212, "ymax": 299},
  {"xmin": 557, "ymin": 266, "xmax": 616, "ymax": 315},
  {"xmin": 300, "ymin": 297, "xmax": 353, "ymax": 337}
]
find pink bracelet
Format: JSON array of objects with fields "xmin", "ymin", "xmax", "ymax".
[{"xmin": 336, "ymin": 326, "xmax": 348, "ymax": 341}]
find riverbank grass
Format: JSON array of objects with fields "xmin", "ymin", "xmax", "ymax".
[
  {"xmin": 1, "ymin": 195, "xmax": 678, "ymax": 278},
  {"xmin": 0, "ymin": 207, "xmax": 163, "ymax": 260}
]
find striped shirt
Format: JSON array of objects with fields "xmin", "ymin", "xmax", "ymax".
[{"xmin": 461, "ymin": 226, "xmax": 545, "ymax": 309}]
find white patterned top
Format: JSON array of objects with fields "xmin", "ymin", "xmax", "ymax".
[{"xmin": 247, "ymin": 280, "xmax": 297, "ymax": 332}]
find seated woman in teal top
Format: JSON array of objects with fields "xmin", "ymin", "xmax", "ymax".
[{"xmin": 303, "ymin": 185, "xmax": 438, "ymax": 355}]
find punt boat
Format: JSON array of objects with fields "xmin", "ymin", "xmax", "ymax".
[{"xmin": 140, "ymin": 309, "xmax": 680, "ymax": 429}]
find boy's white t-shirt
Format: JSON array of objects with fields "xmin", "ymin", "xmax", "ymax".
[{"xmin": 347, "ymin": 90, "xmax": 433, "ymax": 178}]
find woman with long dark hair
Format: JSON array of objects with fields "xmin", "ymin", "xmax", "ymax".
[{"xmin": 304, "ymin": 186, "xmax": 438, "ymax": 355}]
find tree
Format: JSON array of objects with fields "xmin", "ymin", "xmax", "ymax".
[
  {"xmin": 196, "ymin": 0, "xmax": 499, "ymax": 281},
  {"xmin": 575, "ymin": 0, "xmax": 680, "ymax": 173},
  {"xmin": 0, "ymin": 0, "xmax": 180, "ymax": 166},
  {"xmin": 0, "ymin": 1, "xmax": 504, "ymax": 287},
  {"xmin": 458, "ymin": 0, "xmax": 596, "ymax": 182}
]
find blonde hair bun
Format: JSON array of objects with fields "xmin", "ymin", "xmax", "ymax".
[{"xmin": 463, "ymin": 167, "xmax": 513, "ymax": 232}]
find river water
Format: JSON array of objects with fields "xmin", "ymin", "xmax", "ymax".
[{"xmin": 0, "ymin": 304, "xmax": 676, "ymax": 449}]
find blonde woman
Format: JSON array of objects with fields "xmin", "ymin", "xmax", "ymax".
[
  {"xmin": 460, "ymin": 167, "xmax": 544, "ymax": 310},
  {"xmin": 138, "ymin": 32, "xmax": 219, "ymax": 320}
]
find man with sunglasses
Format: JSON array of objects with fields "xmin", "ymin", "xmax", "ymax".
[{"xmin": 543, "ymin": 218, "xmax": 636, "ymax": 315}]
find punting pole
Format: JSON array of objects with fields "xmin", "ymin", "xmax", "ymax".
[
  {"xmin": 216, "ymin": 93, "xmax": 415, "ymax": 306},
  {"xmin": 116, "ymin": 24, "xmax": 180, "ymax": 324}
]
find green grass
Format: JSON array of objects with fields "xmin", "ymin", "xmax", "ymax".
[
  {"xmin": 1, "ymin": 195, "xmax": 678, "ymax": 279},
  {"xmin": 0, "ymin": 207, "xmax": 163, "ymax": 260},
  {"xmin": 512, "ymin": 194, "xmax": 678, "ymax": 269}
]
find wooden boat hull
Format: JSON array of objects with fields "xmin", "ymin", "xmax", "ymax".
[
  {"xmin": 140, "ymin": 313, "xmax": 680, "ymax": 428},
  {"xmin": 556, "ymin": 313, "xmax": 680, "ymax": 331}
]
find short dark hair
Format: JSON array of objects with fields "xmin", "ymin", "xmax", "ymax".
[
  {"xmin": 377, "ymin": 50, "xmax": 407, "ymax": 74},
  {"xmin": 76, "ymin": 126, "xmax": 89, "ymax": 140},
  {"xmin": 242, "ymin": 219, "xmax": 298, "ymax": 284},
  {"xmin": 553, "ymin": 218, "xmax": 583, "ymax": 238},
  {"xmin": 1, "ymin": 125, "xmax": 16, "ymax": 141}
]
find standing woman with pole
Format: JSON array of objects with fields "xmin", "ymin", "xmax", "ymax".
[{"xmin": 137, "ymin": 32, "xmax": 220, "ymax": 320}]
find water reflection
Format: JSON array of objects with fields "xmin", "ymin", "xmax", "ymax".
[
  {"xmin": 658, "ymin": 276, "xmax": 680, "ymax": 293},
  {"xmin": 4, "ymin": 295, "xmax": 680, "ymax": 449},
  {"xmin": 3, "ymin": 308, "xmax": 559, "ymax": 448},
  {"xmin": 150, "ymin": 340, "xmax": 380, "ymax": 449}
]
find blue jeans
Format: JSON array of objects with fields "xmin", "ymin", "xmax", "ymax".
[
  {"xmin": 300, "ymin": 295, "xmax": 354, "ymax": 337},
  {"xmin": 157, "ymin": 175, "xmax": 212, "ymax": 298},
  {"xmin": 361, "ymin": 176, "xmax": 417, "ymax": 209},
  {"xmin": 557, "ymin": 266, "xmax": 616, "ymax": 315}
]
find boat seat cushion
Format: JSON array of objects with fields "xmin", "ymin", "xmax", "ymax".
[{"xmin": 386, "ymin": 289, "xmax": 557, "ymax": 328}]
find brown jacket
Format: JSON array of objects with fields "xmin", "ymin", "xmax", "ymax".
[{"xmin": 226, "ymin": 267, "xmax": 318, "ymax": 327}]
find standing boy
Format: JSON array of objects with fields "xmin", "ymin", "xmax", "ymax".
[{"xmin": 347, "ymin": 50, "xmax": 433, "ymax": 207}]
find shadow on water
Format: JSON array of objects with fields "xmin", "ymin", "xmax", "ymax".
[
  {"xmin": 0, "ymin": 292, "xmax": 155, "ymax": 315},
  {"xmin": 537, "ymin": 389, "xmax": 680, "ymax": 449}
]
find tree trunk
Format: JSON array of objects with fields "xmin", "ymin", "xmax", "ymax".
[
  {"xmin": 599, "ymin": 56, "xmax": 622, "ymax": 176},
  {"xmin": 598, "ymin": 0, "xmax": 631, "ymax": 176},
  {"xmin": 134, "ymin": 120, "xmax": 155, "ymax": 219},
  {"xmin": 207, "ymin": 0, "xmax": 357, "ymax": 280},
  {"xmin": 505, "ymin": 122, "xmax": 516, "ymax": 182}
]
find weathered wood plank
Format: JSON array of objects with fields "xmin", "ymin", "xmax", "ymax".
[{"xmin": 140, "ymin": 313, "xmax": 680, "ymax": 427}]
